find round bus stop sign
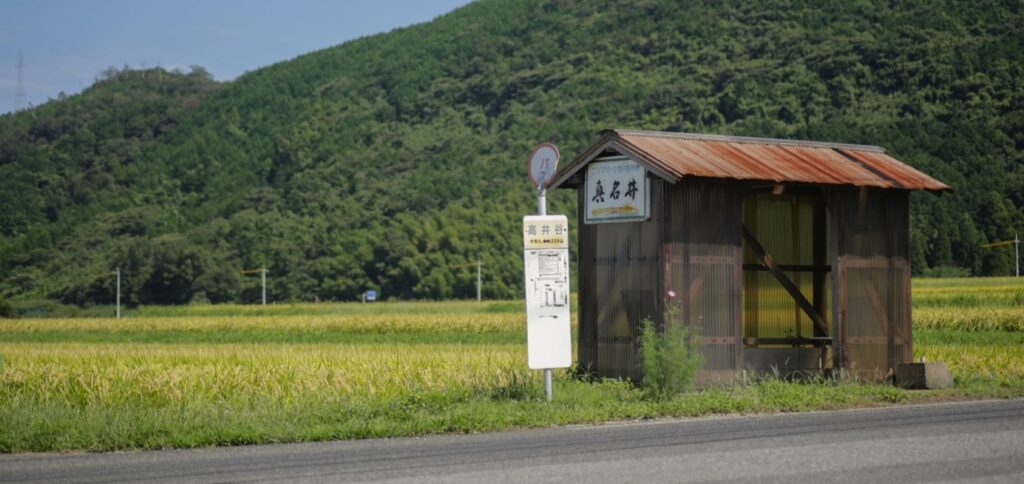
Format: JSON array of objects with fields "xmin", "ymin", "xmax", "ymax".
[{"xmin": 527, "ymin": 143, "xmax": 560, "ymax": 188}]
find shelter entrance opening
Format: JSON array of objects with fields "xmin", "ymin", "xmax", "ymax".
[{"xmin": 741, "ymin": 189, "xmax": 832, "ymax": 373}]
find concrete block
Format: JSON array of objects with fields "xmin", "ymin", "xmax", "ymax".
[{"xmin": 895, "ymin": 362, "xmax": 953, "ymax": 389}]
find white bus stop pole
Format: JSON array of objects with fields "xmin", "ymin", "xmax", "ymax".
[{"xmin": 538, "ymin": 186, "xmax": 553, "ymax": 402}]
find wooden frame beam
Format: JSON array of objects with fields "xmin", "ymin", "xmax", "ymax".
[
  {"xmin": 742, "ymin": 263, "xmax": 831, "ymax": 272},
  {"xmin": 743, "ymin": 336, "xmax": 832, "ymax": 347}
]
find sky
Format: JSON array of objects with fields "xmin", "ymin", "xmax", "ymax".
[{"xmin": 0, "ymin": 0, "xmax": 473, "ymax": 114}]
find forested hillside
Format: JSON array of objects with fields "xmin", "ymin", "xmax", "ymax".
[{"xmin": 1, "ymin": 0, "xmax": 1022, "ymax": 308}]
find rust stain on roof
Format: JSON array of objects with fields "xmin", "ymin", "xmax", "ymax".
[{"xmin": 551, "ymin": 129, "xmax": 951, "ymax": 191}]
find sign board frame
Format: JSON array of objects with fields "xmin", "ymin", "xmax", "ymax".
[
  {"xmin": 584, "ymin": 156, "xmax": 650, "ymax": 224},
  {"xmin": 522, "ymin": 214, "xmax": 572, "ymax": 370}
]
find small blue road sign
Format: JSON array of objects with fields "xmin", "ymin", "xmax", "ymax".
[{"xmin": 366, "ymin": 290, "xmax": 377, "ymax": 301}]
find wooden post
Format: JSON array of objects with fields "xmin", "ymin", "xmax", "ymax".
[
  {"xmin": 833, "ymin": 203, "xmax": 847, "ymax": 373},
  {"xmin": 813, "ymin": 199, "xmax": 827, "ymax": 338},
  {"xmin": 791, "ymin": 198, "xmax": 802, "ymax": 339}
]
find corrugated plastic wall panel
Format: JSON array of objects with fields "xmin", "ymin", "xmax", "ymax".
[
  {"xmin": 835, "ymin": 188, "xmax": 912, "ymax": 380},
  {"xmin": 577, "ymin": 178, "xmax": 665, "ymax": 380},
  {"xmin": 667, "ymin": 179, "xmax": 743, "ymax": 379},
  {"xmin": 577, "ymin": 186, "xmax": 597, "ymax": 371}
]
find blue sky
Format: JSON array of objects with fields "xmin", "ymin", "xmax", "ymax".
[{"xmin": 0, "ymin": 0, "xmax": 472, "ymax": 114}]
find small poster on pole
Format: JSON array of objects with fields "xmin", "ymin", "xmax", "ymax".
[{"xmin": 523, "ymin": 215, "xmax": 572, "ymax": 370}]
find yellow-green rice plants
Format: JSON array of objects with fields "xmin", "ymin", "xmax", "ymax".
[
  {"xmin": 915, "ymin": 344, "xmax": 1024, "ymax": 381},
  {"xmin": 914, "ymin": 307, "xmax": 1024, "ymax": 332},
  {"xmin": 0, "ymin": 312, "xmax": 522, "ymax": 334},
  {"xmin": 0, "ymin": 342, "xmax": 526, "ymax": 408}
]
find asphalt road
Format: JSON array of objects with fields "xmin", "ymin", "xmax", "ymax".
[{"xmin": 3, "ymin": 399, "xmax": 1023, "ymax": 483}]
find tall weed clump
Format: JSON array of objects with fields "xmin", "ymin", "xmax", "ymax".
[{"xmin": 638, "ymin": 302, "xmax": 703, "ymax": 399}]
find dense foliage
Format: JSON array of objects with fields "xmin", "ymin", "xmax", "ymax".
[{"xmin": 1, "ymin": 0, "xmax": 1022, "ymax": 306}]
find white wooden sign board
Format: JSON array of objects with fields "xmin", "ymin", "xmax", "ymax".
[
  {"xmin": 584, "ymin": 157, "xmax": 649, "ymax": 224},
  {"xmin": 522, "ymin": 214, "xmax": 572, "ymax": 369}
]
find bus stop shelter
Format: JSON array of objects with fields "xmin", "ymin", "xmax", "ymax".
[{"xmin": 549, "ymin": 129, "xmax": 950, "ymax": 382}]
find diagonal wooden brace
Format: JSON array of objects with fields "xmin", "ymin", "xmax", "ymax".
[{"xmin": 742, "ymin": 224, "xmax": 830, "ymax": 338}]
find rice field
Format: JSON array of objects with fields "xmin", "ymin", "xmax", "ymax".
[
  {"xmin": 1, "ymin": 277, "xmax": 1022, "ymax": 452},
  {"xmin": 909, "ymin": 277, "xmax": 1024, "ymax": 385}
]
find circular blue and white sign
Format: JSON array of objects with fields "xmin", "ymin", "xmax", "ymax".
[{"xmin": 527, "ymin": 143, "xmax": 560, "ymax": 188}]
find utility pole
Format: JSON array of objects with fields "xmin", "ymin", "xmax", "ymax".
[
  {"xmin": 15, "ymin": 52, "xmax": 26, "ymax": 110},
  {"xmin": 95, "ymin": 268, "xmax": 121, "ymax": 319},
  {"xmin": 241, "ymin": 268, "xmax": 269, "ymax": 305},
  {"xmin": 453, "ymin": 259, "xmax": 485, "ymax": 301}
]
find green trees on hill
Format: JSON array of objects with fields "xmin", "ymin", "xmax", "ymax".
[
  {"xmin": 0, "ymin": 66, "xmax": 221, "ymax": 306},
  {"xmin": 1, "ymin": 0, "xmax": 1022, "ymax": 307}
]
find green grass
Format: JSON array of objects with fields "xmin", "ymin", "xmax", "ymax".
[
  {"xmin": 912, "ymin": 276, "xmax": 1023, "ymax": 309},
  {"xmin": 914, "ymin": 328, "xmax": 1024, "ymax": 346},
  {"xmin": 1, "ymin": 277, "xmax": 1023, "ymax": 453},
  {"xmin": 912, "ymin": 276, "xmax": 1022, "ymax": 289}
]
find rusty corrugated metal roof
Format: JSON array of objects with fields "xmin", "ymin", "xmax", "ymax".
[{"xmin": 550, "ymin": 129, "xmax": 951, "ymax": 191}]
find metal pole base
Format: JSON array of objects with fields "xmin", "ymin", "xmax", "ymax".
[{"xmin": 543, "ymin": 369, "xmax": 553, "ymax": 401}]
